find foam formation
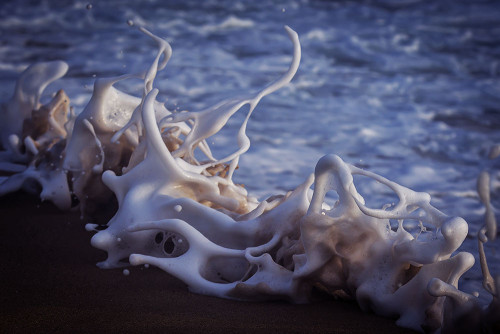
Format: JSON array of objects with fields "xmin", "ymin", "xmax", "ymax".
[{"xmin": 0, "ymin": 26, "xmax": 498, "ymax": 333}]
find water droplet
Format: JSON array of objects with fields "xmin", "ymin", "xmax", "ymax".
[
  {"xmin": 174, "ymin": 205, "xmax": 182, "ymax": 212},
  {"xmin": 123, "ymin": 269, "xmax": 130, "ymax": 276},
  {"xmin": 86, "ymin": 3, "xmax": 92, "ymax": 10},
  {"xmin": 85, "ymin": 223, "xmax": 97, "ymax": 231},
  {"xmin": 127, "ymin": 20, "xmax": 134, "ymax": 26}
]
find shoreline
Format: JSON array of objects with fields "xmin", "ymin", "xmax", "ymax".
[{"xmin": 0, "ymin": 192, "xmax": 416, "ymax": 333}]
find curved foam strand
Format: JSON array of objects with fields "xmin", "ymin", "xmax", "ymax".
[
  {"xmin": 139, "ymin": 27, "xmax": 172, "ymax": 93},
  {"xmin": 160, "ymin": 25, "xmax": 301, "ymax": 167},
  {"xmin": 477, "ymin": 229, "xmax": 500, "ymax": 330},
  {"xmin": 478, "ymin": 171, "xmax": 497, "ymax": 241},
  {"xmin": 307, "ymin": 154, "xmax": 363, "ymax": 216},
  {"xmin": 0, "ymin": 61, "xmax": 68, "ymax": 150},
  {"xmin": 220, "ymin": 25, "xmax": 301, "ymax": 180},
  {"xmin": 82, "ymin": 119, "xmax": 105, "ymax": 173},
  {"xmin": 349, "ymin": 164, "xmax": 448, "ymax": 226},
  {"xmin": 23, "ymin": 136, "xmax": 38, "ymax": 155},
  {"xmin": 111, "ymin": 27, "xmax": 174, "ymax": 144},
  {"xmin": 478, "ymin": 227, "xmax": 497, "ymax": 296}
]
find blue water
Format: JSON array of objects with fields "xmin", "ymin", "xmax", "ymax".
[{"xmin": 1, "ymin": 0, "xmax": 499, "ymax": 302}]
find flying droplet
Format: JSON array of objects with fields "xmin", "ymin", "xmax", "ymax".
[{"xmin": 85, "ymin": 223, "xmax": 98, "ymax": 231}]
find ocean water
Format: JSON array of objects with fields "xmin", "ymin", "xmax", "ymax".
[{"xmin": 1, "ymin": 0, "xmax": 499, "ymax": 303}]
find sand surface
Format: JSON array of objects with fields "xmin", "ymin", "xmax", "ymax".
[{"xmin": 0, "ymin": 192, "xmax": 417, "ymax": 333}]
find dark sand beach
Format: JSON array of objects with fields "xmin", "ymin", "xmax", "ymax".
[{"xmin": 0, "ymin": 192, "xmax": 417, "ymax": 333}]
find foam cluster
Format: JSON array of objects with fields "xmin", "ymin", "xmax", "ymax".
[{"xmin": 0, "ymin": 26, "xmax": 498, "ymax": 333}]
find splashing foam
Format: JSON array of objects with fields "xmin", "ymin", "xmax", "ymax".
[
  {"xmin": 0, "ymin": 62, "xmax": 71, "ymax": 209},
  {"xmin": 0, "ymin": 26, "xmax": 498, "ymax": 332}
]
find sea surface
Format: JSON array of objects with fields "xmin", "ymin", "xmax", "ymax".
[{"xmin": 1, "ymin": 0, "xmax": 499, "ymax": 303}]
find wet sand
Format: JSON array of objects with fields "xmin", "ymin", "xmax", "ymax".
[{"xmin": 0, "ymin": 192, "xmax": 417, "ymax": 333}]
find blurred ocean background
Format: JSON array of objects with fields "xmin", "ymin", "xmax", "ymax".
[{"xmin": 1, "ymin": 0, "xmax": 499, "ymax": 303}]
